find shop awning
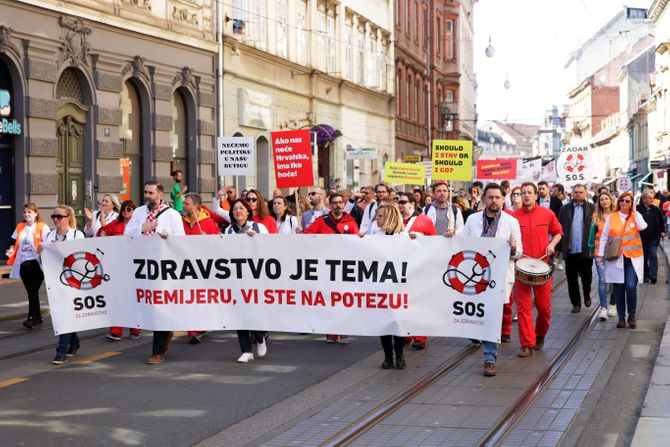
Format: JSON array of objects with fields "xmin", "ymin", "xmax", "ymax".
[
  {"xmin": 637, "ymin": 171, "xmax": 653, "ymax": 186},
  {"xmin": 603, "ymin": 177, "xmax": 616, "ymax": 185},
  {"xmin": 311, "ymin": 124, "xmax": 342, "ymax": 147}
]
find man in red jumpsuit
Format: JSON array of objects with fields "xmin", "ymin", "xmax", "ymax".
[{"xmin": 512, "ymin": 182, "xmax": 563, "ymax": 358}]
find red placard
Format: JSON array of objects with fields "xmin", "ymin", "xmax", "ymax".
[
  {"xmin": 475, "ymin": 159, "xmax": 517, "ymax": 180},
  {"xmin": 272, "ymin": 130, "xmax": 314, "ymax": 188}
]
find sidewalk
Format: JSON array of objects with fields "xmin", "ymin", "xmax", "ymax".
[
  {"xmin": 631, "ymin": 239, "xmax": 670, "ymax": 446},
  {"xmin": 0, "ymin": 278, "xmax": 49, "ymax": 322}
]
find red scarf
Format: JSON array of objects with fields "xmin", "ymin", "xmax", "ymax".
[{"xmin": 144, "ymin": 201, "xmax": 167, "ymax": 235}]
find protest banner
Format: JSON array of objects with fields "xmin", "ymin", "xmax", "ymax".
[
  {"xmin": 41, "ymin": 235, "xmax": 510, "ymax": 343},
  {"xmin": 271, "ymin": 130, "xmax": 314, "ymax": 188},
  {"xmin": 556, "ymin": 146, "xmax": 594, "ymax": 185},
  {"xmin": 217, "ymin": 137, "xmax": 254, "ymax": 177},
  {"xmin": 431, "ymin": 140, "xmax": 473, "ymax": 181},
  {"xmin": 542, "ymin": 159, "xmax": 557, "ymax": 183},
  {"xmin": 616, "ymin": 176, "xmax": 632, "ymax": 192},
  {"xmin": 383, "ymin": 161, "xmax": 426, "ymax": 185},
  {"xmin": 517, "ymin": 156, "xmax": 542, "ymax": 183},
  {"xmin": 475, "ymin": 159, "xmax": 517, "ymax": 180}
]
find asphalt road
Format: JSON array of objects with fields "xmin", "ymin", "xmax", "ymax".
[{"xmin": 0, "ymin": 325, "xmax": 380, "ymax": 447}]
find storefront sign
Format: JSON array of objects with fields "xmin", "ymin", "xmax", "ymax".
[
  {"xmin": 0, "ymin": 90, "xmax": 21, "ymax": 135},
  {"xmin": 383, "ymin": 162, "xmax": 426, "ymax": 185},
  {"xmin": 431, "ymin": 140, "xmax": 473, "ymax": 181},
  {"xmin": 556, "ymin": 146, "xmax": 594, "ymax": 185},
  {"xmin": 217, "ymin": 136, "xmax": 254, "ymax": 176},
  {"xmin": 272, "ymin": 129, "xmax": 314, "ymax": 188},
  {"xmin": 475, "ymin": 159, "xmax": 517, "ymax": 180},
  {"xmin": 403, "ymin": 154, "xmax": 420, "ymax": 162},
  {"xmin": 346, "ymin": 146, "xmax": 377, "ymax": 160},
  {"xmin": 41, "ymin": 234, "xmax": 509, "ymax": 343},
  {"xmin": 238, "ymin": 88, "xmax": 272, "ymax": 129}
]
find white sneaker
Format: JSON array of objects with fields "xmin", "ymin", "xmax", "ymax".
[
  {"xmin": 236, "ymin": 352, "xmax": 254, "ymax": 363},
  {"xmin": 598, "ymin": 307, "xmax": 608, "ymax": 321},
  {"xmin": 256, "ymin": 341, "xmax": 267, "ymax": 358},
  {"xmin": 608, "ymin": 304, "xmax": 617, "ymax": 317}
]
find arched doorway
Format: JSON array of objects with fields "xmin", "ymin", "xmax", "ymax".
[
  {"xmin": 119, "ymin": 80, "xmax": 143, "ymax": 205},
  {"xmin": 256, "ymin": 135, "xmax": 269, "ymax": 196},
  {"xmin": 56, "ymin": 68, "xmax": 89, "ymax": 228},
  {"xmin": 171, "ymin": 89, "xmax": 189, "ymax": 189},
  {"xmin": 0, "ymin": 60, "xmax": 15, "ymax": 244}
]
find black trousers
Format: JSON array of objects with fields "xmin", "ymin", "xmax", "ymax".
[
  {"xmin": 380, "ymin": 335, "xmax": 404, "ymax": 359},
  {"xmin": 20, "ymin": 260, "xmax": 44, "ymax": 319},
  {"xmin": 152, "ymin": 331, "xmax": 173, "ymax": 355},
  {"xmin": 237, "ymin": 331, "xmax": 267, "ymax": 353},
  {"xmin": 565, "ymin": 253, "xmax": 593, "ymax": 307}
]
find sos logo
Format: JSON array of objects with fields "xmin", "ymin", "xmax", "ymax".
[
  {"xmin": 74, "ymin": 295, "xmax": 107, "ymax": 311},
  {"xmin": 443, "ymin": 250, "xmax": 496, "ymax": 318},
  {"xmin": 453, "ymin": 301, "xmax": 485, "ymax": 317}
]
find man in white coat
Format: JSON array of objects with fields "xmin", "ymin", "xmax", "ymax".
[
  {"xmin": 124, "ymin": 180, "xmax": 185, "ymax": 364},
  {"xmin": 462, "ymin": 182, "xmax": 522, "ymax": 377}
]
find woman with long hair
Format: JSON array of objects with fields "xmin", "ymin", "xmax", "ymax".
[
  {"xmin": 372, "ymin": 202, "xmax": 407, "ymax": 369},
  {"xmin": 84, "ymin": 193, "xmax": 120, "ymax": 237},
  {"xmin": 225, "ymin": 199, "xmax": 269, "ymax": 363},
  {"xmin": 588, "ymin": 191, "xmax": 616, "ymax": 320},
  {"xmin": 213, "ymin": 189, "xmax": 278, "ymax": 233},
  {"xmin": 270, "ymin": 196, "xmax": 299, "ymax": 234},
  {"xmin": 98, "ymin": 200, "xmax": 141, "ymax": 341},
  {"xmin": 37, "ymin": 205, "xmax": 85, "ymax": 364},
  {"xmin": 596, "ymin": 191, "xmax": 647, "ymax": 329},
  {"xmin": 6, "ymin": 203, "xmax": 50, "ymax": 329},
  {"xmin": 454, "ymin": 196, "xmax": 475, "ymax": 223}
]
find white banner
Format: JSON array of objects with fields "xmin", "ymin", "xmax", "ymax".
[
  {"xmin": 42, "ymin": 235, "xmax": 510, "ymax": 343},
  {"xmin": 517, "ymin": 157, "xmax": 542, "ymax": 183},
  {"xmin": 217, "ymin": 136, "xmax": 254, "ymax": 177},
  {"xmin": 542, "ymin": 159, "xmax": 557, "ymax": 183},
  {"xmin": 556, "ymin": 146, "xmax": 594, "ymax": 185}
]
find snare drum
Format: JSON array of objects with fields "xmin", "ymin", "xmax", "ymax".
[{"xmin": 515, "ymin": 257, "xmax": 553, "ymax": 286}]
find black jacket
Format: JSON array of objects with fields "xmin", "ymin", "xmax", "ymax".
[
  {"xmin": 637, "ymin": 203, "xmax": 665, "ymax": 240},
  {"xmin": 537, "ymin": 196, "xmax": 562, "ymax": 219},
  {"xmin": 558, "ymin": 201, "xmax": 595, "ymax": 258}
]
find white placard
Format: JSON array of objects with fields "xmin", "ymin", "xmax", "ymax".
[
  {"xmin": 217, "ymin": 136, "xmax": 254, "ymax": 177},
  {"xmin": 517, "ymin": 157, "xmax": 542, "ymax": 183},
  {"xmin": 42, "ymin": 234, "xmax": 510, "ymax": 343},
  {"xmin": 556, "ymin": 146, "xmax": 594, "ymax": 185},
  {"xmin": 616, "ymin": 176, "xmax": 632, "ymax": 192}
]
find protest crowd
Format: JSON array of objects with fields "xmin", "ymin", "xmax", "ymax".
[{"xmin": 6, "ymin": 169, "xmax": 670, "ymax": 376}]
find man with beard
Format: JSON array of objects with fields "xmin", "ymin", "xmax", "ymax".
[
  {"xmin": 426, "ymin": 181, "xmax": 464, "ymax": 236},
  {"xmin": 537, "ymin": 181, "xmax": 562, "ymax": 219},
  {"xmin": 462, "ymin": 183, "xmax": 522, "ymax": 376},
  {"xmin": 125, "ymin": 181, "xmax": 186, "ymax": 364},
  {"xmin": 170, "ymin": 170, "xmax": 188, "ymax": 213},
  {"xmin": 301, "ymin": 187, "xmax": 327, "ymax": 231},
  {"xmin": 305, "ymin": 193, "xmax": 359, "ymax": 343},
  {"xmin": 359, "ymin": 183, "xmax": 390, "ymax": 235}
]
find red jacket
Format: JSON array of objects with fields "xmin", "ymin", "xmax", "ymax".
[
  {"xmin": 304, "ymin": 212, "xmax": 359, "ymax": 234},
  {"xmin": 97, "ymin": 219, "xmax": 127, "ymax": 237},
  {"xmin": 202, "ymin": 204, "xmax": 228, "ymax": 228},
  {"xmin": 183, "ymin": 209, "xmax": 221, "ymax": 235},
  {"xmin": 403, "ymin": 214, "xmax": 436, "ymax": 235},
  {"xmin": 512, "ymin": 204, "xmax": 563, "ymax": 259},
  {"xmin": 254, "ymin": 215, "xmax": 279, "ymax": 234}
]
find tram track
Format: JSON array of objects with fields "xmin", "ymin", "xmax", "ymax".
[{"xmin": 322, "ymin": 273, "xmax": 602, "ymax": 447}]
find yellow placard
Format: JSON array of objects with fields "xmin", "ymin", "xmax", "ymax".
[
  {"xmin": 431, "ymin": 140, "xmax": 473, "ymax": 181},
  {"xmin": 383, "ymin": 161, "xmax": 426, "ymax": 185}
]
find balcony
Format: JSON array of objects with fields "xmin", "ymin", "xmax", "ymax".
[{"xmin": 396, "ymin": 117, "xmax": 429, "ymax": 144}]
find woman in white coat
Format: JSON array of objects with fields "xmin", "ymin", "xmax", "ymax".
[
  {"xmin": 596, "ymin": 191, "xmax": 647, "ymax": 329},
  {"xmin": 84, "ymin": 193, "xmax": 120, "ymax": 237}
]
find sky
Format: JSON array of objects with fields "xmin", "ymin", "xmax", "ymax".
[{"xmin": 473, "ymin": 1, "xmax": 648, "ymax": 125}]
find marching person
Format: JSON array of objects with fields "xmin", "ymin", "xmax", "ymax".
[
  {"xmin": 454, "ymin": 196, "xmax": 476, "ymax": 223},
  {"xmin": 6, "ymin": 203, "xmax": 50, "ymax": 329},
  {"xmin": 36, "ymin": 205, "xmax": 85, "ymax": 364},
  {"xmin": 215, "ymin": 186, "xmax": 236, "ymax": 212},
  {"xmin": 512, "ymin": 182, "xmax": 563, "ymax": 357},
  {"xmin": 83, "ymin": 193, "xmax": 120, "ymax": 238},
  {"xmin": 305, "ymin": 193, "xmax": 359, "ymax": 344},
  {"xmin": 170, "ymin": 169, "xmax": 187, "ymax": 213},
  {"xmin": 637, "ymin": 189, "xmax": 666, "ymax": 284},
  {"xmin": 596, "ymin": 191, "xmax": 647, "ymax": 329},
  {"xmin": 588, "ymin": 191, "xmax": 616, "ymax": 320},
  {"xmin": 271, "ymin": 196, "xmax": 300, "ymax": 234},
  {"xmin": 509, "ymin": 186, "xmax": 523, "ymax": 211},
  {"xmin": 371, "ymin": 202, "xmax": 406, "ymax": 369},
  {"xmin": 537, "ymin": 181, "xmax": 562, "ymax": 218},
  {"xmin": 212, "ymin": 188, "xmax": 278, "ymax": 233},
  {"xmin": 99, "ymin": 200, "xmax": 141, "ymax": 341},
  {"xmin": 426, "ymin": 182, "xmax": 464, "ymax": 236},
  {"xmin": 462, "ymin": 183, "xmax": 522, "ymax": 377},
  {"xmin": 182, "ymin": 193, "xmax": 220, "ymax": 344},
  {"xmin": 124, "ymin": 181, "xmax": 186, "ymax": 365},
  {"xmin": 397, "ymin": 192, "xmax": 436, "ymax": 350},
  {"xmin": 300, "ymin": 187, "xmax": 328, "ymax": 231},
  {"xmin": 225, "ymin": 199, "xmax": 269, "ymax": 363},
  {"xmin": 359, "ymin": 183, "xmax": 390, "ymax": 235},
  {"xmin": 559, "ymin": 184, "xmax": 595, "ymax": 313}
]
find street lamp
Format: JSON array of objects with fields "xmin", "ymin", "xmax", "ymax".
[{"xmin": 485, "ymin": 36, "xmax": 495, "ymax": 58}]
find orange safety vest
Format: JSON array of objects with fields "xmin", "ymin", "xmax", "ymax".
[
  {"xmin": 593, "ymin": 213, "xmax": 606, "ymax": 252},
  {"xmin": 7, "ymin": 221, "xmax": 47, "ymax": 265},
  {"xmin": 608, "ymin": 212, "xmax": 643, "ymax": 259}
]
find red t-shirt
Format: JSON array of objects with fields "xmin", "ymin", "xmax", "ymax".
[
  {"xmin": 304, "ymin": 212, "xmax": 359, "ymax": 234},
  {"xmin": 512, "ymin": 204, "xmax": 563, "ymax": 259},
  {"xmin": 254, "ymin": 215, "xmax": 278, "ymax": 234},
  {"xmin": 403, "ymin": 214, "xmax": 436, "ymax": 235}
]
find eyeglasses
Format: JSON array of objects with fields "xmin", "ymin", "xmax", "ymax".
[
  {"xmin": 397, "ymin": 200, "xmax": 409, "ymax": 205},
  {"xmin": 247, "ymin": 198, "xmax": 258, "ymax": 203},
  {"xmin": 123, "ymin": 206, "xmax": 134, "ymax": 212},
  {"xmin": 308, "ymin": 192, "xmax": 319, "ymax": 196},
  {"xmin": 51, "ymin": 214, "xmax": 69, "ymax": 220},
  {"xmin": 619, "ymin": 199, "xmax": 631, "ymax": 203},
  {"xmin": 226, "ymin": 191, "xmax": 234, "ymax": 195}
]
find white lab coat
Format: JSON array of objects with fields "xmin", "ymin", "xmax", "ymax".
[
  {"xmin": 462, "ymin": 211, "xmax": 523, "ymax": 302},
  {"xmin": 358, "ymin": 200, "xmax": 378, "ymax": 234},
  {"xmin": 597, "ymin": 211, "xmax": 647, "ymax": 284},
  {"xmin": 124, "ymin": 204, "xmax": 186, "ymax": 237}
]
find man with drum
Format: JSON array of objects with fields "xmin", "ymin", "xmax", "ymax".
[
  {"xmin": 462, "ymin": 183, "xmax": 522, "ymax": 376},
  {"xmin": 513, "ymin": 182, "xmax": 563, "ymax": 358}
]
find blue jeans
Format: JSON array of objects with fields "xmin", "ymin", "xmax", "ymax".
[
  {"xmin": 642, "ymin": 238, "xmax": 659, "ymax": 280},
  {"xmin": 613, "ymin": 257, "xmax": 638, "ymax": 318},
  {"xmin": 483, "ymin": 341, "xmax": 498, "ymax": 363},
  {"xmin": 56, "ymin": 332, "xmax": 80, "ymax": 357},
  {"xmin": 595, "ymin": 261, "xmax": 613, "ymax": 308}
]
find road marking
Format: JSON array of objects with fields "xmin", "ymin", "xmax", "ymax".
[
  {"xmin": 0, "ymin": 377, "xmax": 29, "ymax": 388},
  {"xmin": 74, "ymin": 351, "xmax": 121, "ymax": 365}
]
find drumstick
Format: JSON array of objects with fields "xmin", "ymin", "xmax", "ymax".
[{"xmin": 537, "ymin": 254, "xmax": 549, "ymax": 261}]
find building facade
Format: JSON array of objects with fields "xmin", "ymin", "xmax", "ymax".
[{"xmin": 0, "ymin": 0, "xmax": 218, "ymax": 243}]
